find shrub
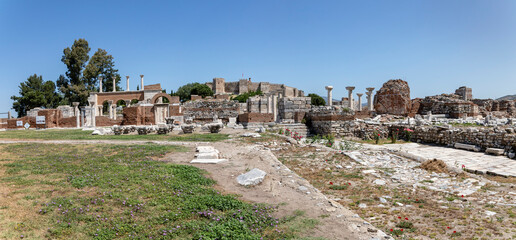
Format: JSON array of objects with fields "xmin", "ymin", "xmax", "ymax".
[
  {"xmin": 173, "ymin": 83, "xmax": 214, "ymax": 102},
  {"xmin": 232, "ymin": 90, "xmax": 263, "ymax": 103},
  {"xmin": 307, "ymin": 93, "xmax": 325, "ymax": 106},
  {"xmin": 329, "ymin": 185, "xmax": 348, "ymax": 190}
]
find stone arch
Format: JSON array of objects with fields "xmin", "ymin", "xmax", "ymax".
[
  {"xmin": 151, "ymin": 93, "xmax": 175, "ymax": 104},
  {"xmin": 101, "ymin": 100, "xmax": 110, "ymax": 116}
]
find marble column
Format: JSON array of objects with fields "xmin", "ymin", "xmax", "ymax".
[
  {"xmin": 99, "ymin": 76, "xmax": 103, "ymax": 93},
  {"xmin": 89, "ymin": 101, "xmax": 96, "ymax": 127},
  {"xmin": 366, "ymin": 87, "xmax": 375, "ymax": 111},
  {"xmin": 346, "ymin": 86, "xmax": 355, "ymax": 110},
  {"xmin": 267, "ymin": 95, "xmax": 272, "ymax": 114},
  {"xmin": 356, "ymin": 93, "xmax": 363, "ymax": 111},
  {"xmin": 272, "ymin": 95, "xmax": 278, "ymax": 122},
  {"xmin": 73, "ymin": 102, "xmax": 80, "ymax": 128},
  {"xmin": 126, "ymin": 76, "xmax": 130, "ymax": 91},
  {"xmin": 112, "ymin": 76, "xmax": 116, "ymax": 92},
  {"xmin": 140, "ymin": 75, "xmax": 144, "ymax": 90},
  {"xmin": 108, "ymin": 100, "xmax": 114, "ymax": 119},
  {"xmin": 325, "ymin": 86, "xmax": 333, "ymax": 106},
  {"xmin": 112, "ymin": 104, "xmax": 117, "ymax": 120}
]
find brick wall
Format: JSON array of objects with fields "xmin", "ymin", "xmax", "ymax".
[{"xmin": 238, "ymin": 113, "xmax": 274, "ymax": 123}]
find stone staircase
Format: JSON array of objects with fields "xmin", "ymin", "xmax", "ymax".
[{"xmin": 277, "ymin": 123, "xmax": 311, "ymax": 138}]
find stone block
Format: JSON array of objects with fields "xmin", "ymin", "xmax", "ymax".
[
  {"xmin": 454, "ymin": 143, "xmax": 481, "ymax": 152},
  {"xmin": 195, "ymin": 152, "xmax": 219, "ymax": 159},
  {"xmin": 190, "ymin": 158, "xmax": 227, "ymax": 164},
  {"xmin": 236, "ymin": 168, "xmax": 267, "ymax": 186},
  {"xmin": 486, "ymin": 148, "xmax": 504, "ymax": 156}
]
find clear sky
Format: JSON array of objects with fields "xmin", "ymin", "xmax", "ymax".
[{"xmin": 1, "ymin": 0, "xmax": 515, "ymax": 112}]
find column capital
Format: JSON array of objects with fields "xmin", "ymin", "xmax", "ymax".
[
  {"xmin": 325, "ymin": 86, "xmax": 333, "ymax": 91},
  {"xmin": 345, "ymin": 86, "xmax": 355, "ymax": 91},
  {"xmin": 366, "ymin": 87, "xmax": 375, "ymax": 92},
  {"xmin": 356, "ymin": 93, "xmax": 363, "ymax": 97}
]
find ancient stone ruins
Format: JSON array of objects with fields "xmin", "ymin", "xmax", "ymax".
[{"xmin": 1, "ymin": 77, "xmax": 516, "ymax": 162}]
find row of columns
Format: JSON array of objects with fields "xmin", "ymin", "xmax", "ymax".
[
  {"xmin": 98, "ymin": 75, "xmax": 145, "ymax": 93},
  {"xmin": 324, "ymin": 86, "xmax": 375, "ymax": 111}
]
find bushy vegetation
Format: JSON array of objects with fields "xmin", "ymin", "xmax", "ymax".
[
  {"xmin": 0, "ymin": 144, "xmax": 294, "ymax": 239},
  {"xmin": 232, "ymin": 90, "xmax": 263, "ymax": 103},
  {"xmin": 173, "ymin": 83, "xmax": 214, "ymax": 102},
  {"xmin": 307, "ymin": 93, "xmax": 325, "ymax": 106}
]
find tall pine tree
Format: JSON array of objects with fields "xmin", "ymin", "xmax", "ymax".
[
  {"xmin": 83, "ymin": 48, "xmax": 121, "ymax": 92},
  {"xmin": 11, "ymin": 74, "xmax": 61, "ymax": 117}
]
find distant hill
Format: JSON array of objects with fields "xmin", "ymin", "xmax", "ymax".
[{"xmin": 497, "ymin": 94, "xmax": 516, "ymax": 101}]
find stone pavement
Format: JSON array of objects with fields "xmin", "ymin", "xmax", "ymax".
[{"xmin": 369, "ymin": 143, "xmax": 516, "ymax": 177}]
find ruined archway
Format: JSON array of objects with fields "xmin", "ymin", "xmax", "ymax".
[{"xmin": 150, "ymin": 93, "xmax": 175, "ymax": 104}]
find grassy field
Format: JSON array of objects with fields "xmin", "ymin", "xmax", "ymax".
[
  {"xmin": 0, "ymin": 129, "xmax": 229, "ymax": 142},
  {"xmin": 0, "ymin": 143, "xmax": 308, "ymax": 239}
]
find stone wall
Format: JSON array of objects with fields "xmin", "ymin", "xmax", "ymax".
[
  {"xmin": 455, "ymin": 86, "xmax": 473, "ymax": 100},
  {"xmin": 247, "ymin": 96, "xmax": 271, "ymax": 113},
  {"xmin": 418, "ymin": 94, "xmax": 479, "ymax": 118},
  {"xmin": 204, "ymin": 78, "xmax": 304, "ymax": 97},
  {"xmin": 407, "ymin": 126, "xmax": 516, "ymax": 150},
  {"xmin": 472, "ymin": 99, "xmax": 516, "ymax": 117},
  {"xmin": 278, "ymin": 97, "xmax": 311, "ymax": 122},
  {"xmin": 305, "ymin": 106, "xmax": 356, "ymax": 136},
  {"xmin": 308, "ymin": 118, "xmax": 516, "ymax": 153},
  {"xmin": 57, "ymin": 105, "xmax": 75, "ymax": 118},
  {"xmin": 182, "ymin": 100, "xmax": 240, "ymax": 122}
]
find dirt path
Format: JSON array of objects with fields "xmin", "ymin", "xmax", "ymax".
[{"xmin": 163, "ymin": 139, "xmax": 390, "ymax": 240}]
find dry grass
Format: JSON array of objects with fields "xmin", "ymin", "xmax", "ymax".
[{"xmin": 273, "ymin": 143, "xmax": 516, "ymax": 240}]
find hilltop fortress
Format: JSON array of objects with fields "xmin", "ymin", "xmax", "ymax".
[{"xmin": 205, "ymin": 78, "xmax": 304, "ymax": 97}]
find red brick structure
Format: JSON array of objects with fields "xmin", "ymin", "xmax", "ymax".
[{"xmin": 238, "ymin": 113, "xmax": 274, "ymax": 123}]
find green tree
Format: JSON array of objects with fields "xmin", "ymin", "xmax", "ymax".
[
  {"xmin": 308, "ymin": 93, "xmax": 326, "ymax": 106},
  {"xmin": 59, "ymin": 39, "xmax": 91, "ymax": 105},
  {"xmin": 11, "ymin": 74, "xmax": 61, "ymax": 117},
  {"xmin": 174, "ymin": 83, "xmax": 214, "ymax": 102},
  {"xmin": 232, "ymin": 90, "xmax": 263, "ymax": 103},
  {"xmin": 83, "ymin": 48, "xmax": 121, "ymax": 92},
  {"xmin": 191, "ymin": 84, "xmax": 213, "ymax": 97}
]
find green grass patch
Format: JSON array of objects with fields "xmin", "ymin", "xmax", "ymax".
[
  {"xmin": 329, "ymin": 185, "xmax": 348, "ymax": 190},
  {"xmin": 0, "ymin": 129, "xmax": 229, "ymax": 142},
  {"xmin": 1, "ymin": 143, "xmax": 297, "ymax": 239},
  {"xmin": 339, "ymin": 172, "xmax": 364, "ymax": 179}
]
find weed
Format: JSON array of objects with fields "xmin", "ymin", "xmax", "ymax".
[
  {"xmin": 396, "ymin": 221, "xmax": 414, "ymax": 229},
  {"xmin": 329, "ymin": 185, "xmax": 348, "ymax": 190}
]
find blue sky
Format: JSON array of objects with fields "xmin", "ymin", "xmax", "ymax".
[{"xmin": 1, "ymin": 0, "xmax": 515, "ymax": 112}]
